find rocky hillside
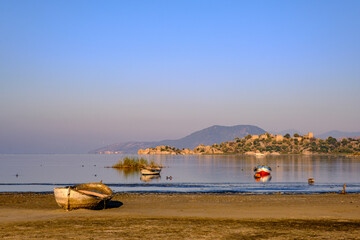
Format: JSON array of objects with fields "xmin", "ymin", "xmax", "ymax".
[
  {"xmin": 138, "ymin": 133, "xmax": 360, "ymax": 155},
  {"xmin": 138, "ymin": 145, "xmax": 224, "ymax": 155}
]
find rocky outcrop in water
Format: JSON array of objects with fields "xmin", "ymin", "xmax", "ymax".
[{"xmin": 137, "ymin": 145, "xmax": 223, "ymax": 155}]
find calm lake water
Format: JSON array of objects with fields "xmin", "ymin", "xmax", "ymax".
[{"xmin": 1, "ymin": 154, "xmax": 360, "ymax": 193}]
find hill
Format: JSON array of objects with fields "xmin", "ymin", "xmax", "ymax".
[
  {"xmin": 317, "ymin": 131, "xmax": 360, "ymax": 140},
  {"xmin": 89, "ymin": 142, "xmax": 156, "ymax": 154},
  {"xmin": 139, "ymin": 133, "xmax": 360, "ymax": 156},
  {"xmin": 90, "ymin": 125, "xmax": 267, "ymax": 154}
]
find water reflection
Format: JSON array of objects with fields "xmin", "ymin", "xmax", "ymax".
[
  {"xmin": 136, "ymin": 154, "xmax": 360, "ymax": 184},
  {"xmin": 254, "ymin": 174, "xmax": 272, "ymax": 183},
  {"xmin": 1, "ymin": 154, "xmax": 360, "ymax": 193},
  {"xmin": 140, "ymin": 175, "xmax": 161, "ymax": 183},
  {"xmin": 113, "ymin": 168, "xmax": 139, "ymax": 178},
  {"xmin": 112, "ymin": 166, "xmax": 163, "ymax": 183}
]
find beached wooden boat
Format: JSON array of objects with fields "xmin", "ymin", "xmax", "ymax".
[
  {"xmin": 254, "ymin": 165, "xmax": 271, "ymax": 177},
  {"xmin": 140, "ymin": 167, "xmax": 161, "ymax": 175},
  {"xmin": 54, "ymin": 182, "xmax": 114, "ymax": 210}
]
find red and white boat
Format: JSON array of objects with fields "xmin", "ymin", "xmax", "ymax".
[{"xmin": 254, "ymin": 165, "xmax": 271, "ymax": 177}]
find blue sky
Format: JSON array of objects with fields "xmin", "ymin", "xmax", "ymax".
[{"xmin": 1, "ymin": 0, "xmax": 359, "ymax": 153}]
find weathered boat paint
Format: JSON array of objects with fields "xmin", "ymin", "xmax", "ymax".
[{"xmin": 54, "ymin": 182, "xmax": 113, "ymax": 210}]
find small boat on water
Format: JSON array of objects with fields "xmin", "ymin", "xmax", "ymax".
[
  {"xmin": 140, "ymin": 167, "xmax": 161, "ymax": 175},
  {"xmin": 54, "ymin": 182, "xmax": 114, "ymax": 210},
  {"xmin": 254, "ymin": 165, "xmax": 271, "ymax": 177},
  {"xmin": 308, "ymin": 178, "xmax": 315, "ymax": 185}
]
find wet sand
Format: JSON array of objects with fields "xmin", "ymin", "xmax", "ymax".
[{"xmin": 1, "ymin": 193, "xmax": 360, "ymax": 239}]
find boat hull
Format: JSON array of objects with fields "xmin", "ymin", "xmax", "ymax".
[
  {"xmin": 255, "ymin": 170, "xmax": 270, "ymax": 177},
  {"xmin": 54, "ymin": 188, "xmax": 102, "ymax": 209},
  {"xmin": 254, "ymin": 166, "xmax": 271, "ymax": 177},
  {"xmin": 140, "ymin": 168, "xmax": 161, "ymax": 175},
  {"xmin": 54, "ymin": 183, "xmax": 113, "ymax": 210}
]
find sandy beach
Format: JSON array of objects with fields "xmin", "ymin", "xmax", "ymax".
[{"xmin": 0, "ymin": 193, "xmax": 360, "ymax": 239}]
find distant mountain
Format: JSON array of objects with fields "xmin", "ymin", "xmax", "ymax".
[
  {"xmin": 317, "ymin": 131, "xmax": 360, "ymax": 140},
  {"xmin": 271, "ymin": 129, "xmax": 303, "ymax": 136},
  {"xmin": 157, "ymin": 125, "xmax": 267, "ymax": 149},
  {"xmin": 89, "ymin": 125, "xmax": 267, "ymax": 154},
  {"xmin": 89, "ymin": 142, "xmax": 156, "ymax": 154}
]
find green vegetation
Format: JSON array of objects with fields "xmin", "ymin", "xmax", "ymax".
[
  {"xmin": 112, "ymin": 157, "xmax": 162, "ymax": 169},
  {"xmin": 147, "ymin": 146, "xmax": 183, "ymax": 154}
]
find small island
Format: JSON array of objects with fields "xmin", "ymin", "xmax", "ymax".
[
  {"xmin": 111, "ymin": 157, "xmax": 162, "ymax": 169},
  {"xmin": 138, "ymin": 132, "xmax": 360, "ymax": 155}
]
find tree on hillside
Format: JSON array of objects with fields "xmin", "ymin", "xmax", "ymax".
[
  {"xmin": 326, "ymin": 136, "xmax": 338, "ymax": 146},
  {"xmin": 284, "ymin": 133, "xmax": 291, "ymax": 139},
  {"xmin": 294, "ymin": 133, "xmax": 300, "ymax": 137},
  {"xmin": 341, "ymin": 138, "xmax": 349, "ymax": 146},
  {"xmin": 253, "ymin": 139, "xmax": 260, "ymax": 147},
  {"xmin": 245, "ymin": 134, "xmax": 252, "ymax": 140}
]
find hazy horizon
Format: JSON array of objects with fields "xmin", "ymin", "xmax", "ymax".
[{"xmin": 1, "ymin": 0, "xmax": 360, "ymax": 153}]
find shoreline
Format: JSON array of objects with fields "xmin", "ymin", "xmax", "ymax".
[
  {"xmin": 1, "ymin": 190, "xmax": 358, "ymax": 194},
  {"xmin": 1, "ymin": 192, "xmax": 359, "ymax": 239},
  {"xmin": 136, "ymin": 152, "xmax": 360, "ymax": 156}
]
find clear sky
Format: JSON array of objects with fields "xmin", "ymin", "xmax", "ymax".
[{"xmin": 1, "ymin": 0, "xmax": 359, "ymax": 153}]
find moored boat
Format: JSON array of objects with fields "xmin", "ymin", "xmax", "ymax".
[
  {"xmin": 140, "ymin": 167, "xmax": 161, "ymax": 175},
  {"xmin": 54, "ymin": 182, "xmax": 114, "ymax": 210},
  {"xmin": 254, "ymin": 165, "xmax": 271, "ymax": 177}
]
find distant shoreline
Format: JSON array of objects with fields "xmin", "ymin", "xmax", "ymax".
[
  {"xmin": 90, "ymin": 152, "xmax": 360, "ymax": 157},
  {"xmin": 137, "ymin": 152, "xmax": 360, "ymax": 156}
]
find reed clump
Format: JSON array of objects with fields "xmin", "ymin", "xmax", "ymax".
[{"xmin": 112, "ymin": 157, "xmax": 162, "ymax": 169}]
